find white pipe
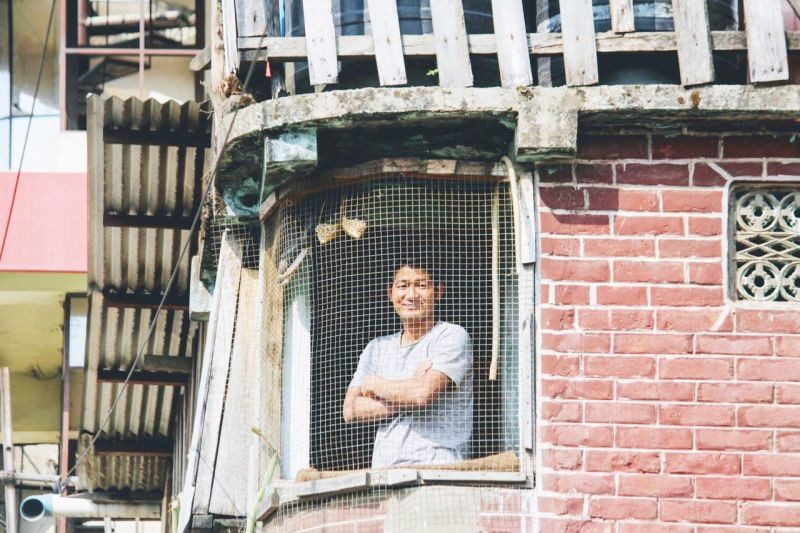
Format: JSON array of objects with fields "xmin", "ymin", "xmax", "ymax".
[{"xmin": 20, "ymin": 495, "xmax": 160, "ymax": 522}]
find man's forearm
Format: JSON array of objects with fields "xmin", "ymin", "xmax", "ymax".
[
  {"xmin": 366, "ymin": 376, "xmax": 426, "ymax": 406},
  {"xmin": 345, "ymin": 394, "xmax": 396, "ymax": 422}
]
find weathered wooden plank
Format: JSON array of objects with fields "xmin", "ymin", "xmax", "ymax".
[
  {"xmin": 609, "ymin": 0, "xmax": 635, "ymax": 33},
  {"xmin": 193, "ymin": 233, "xmax": 243, "ymax": 513},
  {"xmin": 789, "ymin": 0, "xmax": 800, "ymax": 20},
  {"xmin": 210, "ymin": 268, "xmax": 260, "ymax": 515},
  {"xmin": 365, "ymin": 0, "xmax": 407, "ymax": 85},
  {"xmin": 96, "ymin": 369, "xmax": 188, "ymax": 387},
  {"xmin": 142, "ymin": 355, "xmax": 193, "ymax": 374},
  {"xmin": 672, "ymin": 0, "xmax": 715, "ymax": 86},
  {"xmin": 491, "ymin": 0, "xmax": 533, "ymax": 88},
  {"xmin": 234, "ymin": 0, "xmax": 267, "ymax": 38},
  {"xmin": 429, "ymin": 0, "xmax": 473, "ymax": 87},
  {"xmin": 221, "ymin": 0, "xmax": 239, "ymax": 74},
  {"xmin": 301, "ymin": 0, "xmax": 338, "ymax": 85},
  {"xmin": 559, "ymin": 0, "xmax": 599, "ymax": 86},
  {"xmin": 242, "ymin": 31, "xmax": 800, "ymax": 60},
  {"xmin": 743, "ymin": 0, "xmax": 789, "ymax": 82}
]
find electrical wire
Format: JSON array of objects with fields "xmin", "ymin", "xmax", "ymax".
[
  {"xmin": 65, "ymin": 35, "xmax": 271, "ymax": 481},
  {"xmin": 0, "ymin": 0, "xmax": 58, "ymax": 265}
]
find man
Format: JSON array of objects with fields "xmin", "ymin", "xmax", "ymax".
[{"xmin": 343, "ymin": 261, "xmax": 473, "ymax": 468}]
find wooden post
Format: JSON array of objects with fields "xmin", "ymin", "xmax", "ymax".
[
  {"xmin": 366, "ymin": 0, "xmax": 408, "ymax": 86},
  {"xmin": 743, "ymin": 0, "xmax": 789, "ymax": 83},
  {"xmin": 609, "ymin": 0, "xmax": 635, "ymax": 33},
  {"xmin": 1, "ymin": 368, "xmax": 16, "ymax": 533},
  {"xmin": 429, "ymin": 0, "xmax": 473, "ymax": 87},
  {"xmin": 491, "ymin": 0, "xmax": 533, "ymax": 88},
  {"xmin": 558, "ymin": 0, "xmax": 599, "ymax": 86},
  {"xmin": 672, "ymin": 0, "xmax": 715, "ymax": 86}
]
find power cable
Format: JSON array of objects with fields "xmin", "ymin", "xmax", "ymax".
[
  {"xmin": 0, "ymin": 0, "xmax": 58, "ymax": 264},
  {"xmin": 66, "ymin": 36, "xmax": 270, "ymax": 481}
]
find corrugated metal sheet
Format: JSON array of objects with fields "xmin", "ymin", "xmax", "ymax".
[{"xmin": 80, "ymin": 95, "xmax": 209, "ymax": 492}]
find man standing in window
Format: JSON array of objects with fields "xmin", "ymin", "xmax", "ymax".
[{"xmin": 343, "ymin": 261, "xmax": 474, "ymax": 468}]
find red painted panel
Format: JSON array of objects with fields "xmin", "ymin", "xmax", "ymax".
[{"xmin": 0, "ymin": 172, "xmax": 87, "ymax": 272}]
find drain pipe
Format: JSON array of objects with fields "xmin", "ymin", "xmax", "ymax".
[{"xmin": 20, "ymin": 495, "xmax": 161, "ymax": 522}]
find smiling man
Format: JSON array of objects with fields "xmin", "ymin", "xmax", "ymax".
[{"xmin": 342, "ymin": 260, "xmax": 474, "ymax": 468}]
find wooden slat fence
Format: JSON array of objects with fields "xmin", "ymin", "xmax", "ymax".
[{"xmin": 230, "ymin": 0, "xmax": 798, "ymax": 88}]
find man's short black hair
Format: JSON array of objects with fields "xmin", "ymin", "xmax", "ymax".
[{"xmin": 391, "ymin": 256, "xmax": 440, "ymax": 285}]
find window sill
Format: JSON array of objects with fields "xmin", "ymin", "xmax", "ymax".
[{"xmin": 256, "ymin": 469, "xmax": 529, "ymax": 521}]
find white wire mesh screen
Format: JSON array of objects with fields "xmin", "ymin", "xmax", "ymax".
[
  {"xmin": 268, "ymin": 176, "xmax": 520, "ymax": 476},
  {"xmin": 732, "ymin": 185, "xmax": 800, "ymax": 302}
]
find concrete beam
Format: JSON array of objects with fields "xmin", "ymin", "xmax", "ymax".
[
  {"xmin": 514, "ymin": 89, "xmax": 580, "ymax": 161},
  {"xmin": 265, "ymin": 130, "xmax": 318, "ymax": 175}
]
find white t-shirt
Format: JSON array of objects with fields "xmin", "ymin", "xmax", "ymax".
[{"xmin": 349, "ymin": 321, "xmax": 473, "ymax": 468}]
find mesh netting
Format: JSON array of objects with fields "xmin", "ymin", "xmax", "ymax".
[{"xmin": 264, "ymin": 175, "xmax": 520, "ymax": 477}]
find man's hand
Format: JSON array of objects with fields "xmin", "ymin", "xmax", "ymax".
[{"xmin": 413, "ymin": 359, "xmax": 432, "ymax": 378}]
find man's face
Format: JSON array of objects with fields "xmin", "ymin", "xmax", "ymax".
[{"xmin": 388, "ymin": 266, "xmax": 441, "ymax": 321}]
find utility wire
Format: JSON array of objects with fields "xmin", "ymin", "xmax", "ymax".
[
  {"xmin": 0, "ymin": 0, "xmax": 57, "ymax": 264},
  {"xmin": 67, "ymin": 38, "xmax": 270, "ymax": 480}
]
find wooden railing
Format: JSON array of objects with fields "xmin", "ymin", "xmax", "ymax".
[{"xmin": 226, "ymin": 0, "xmax": 800, "ymax": 89}]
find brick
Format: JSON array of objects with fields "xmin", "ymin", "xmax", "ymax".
[
  {"xmin": 578, "ymin": 134, "xmax": 648, "ymax": 160},
  {"xmin": 542, "ymin": 448, "xmax": 583, "ymax": 471},
  {"xmin": 660, "ymin": 404, "xmax": 735, "ymax": 426},
  {"xmin": 584, "ymin": 356, "xmax": 655, "ymax": 378},
  {"xmin": 578, "ymin": 309, "xmax": 653, "ymax": 331},
  {"xmin": 539, "ymin": 518, "xmax": 613, "ymax": 533},
  {"xmin": 688, "ymin": 261, "xmax": 723, "ymax": 285},
  {"xmin": 541, "ymin": 379, "xmax": 614, "ymax": 400},
  {"xmin": 542, "ymin": 333, "xmax": 611, "ymax": 354},
  {"xmin": 696, "ymin": 334, "xmax": 773, "ymax": 355},
  {"xmin": 589, "ymin": 497, "xmax": 657, "ymax": 520},
  {"xmin": 538, "ymin": 164, "xmax": 573, "ymax": 183},
  {"xmin": 541, "ymin": 473, "xmax": 614, "ymax": 495},
  {"xmin": 662, "ymin": 190, "xmax": 723, "ymax": 213},
  {"xmin": 777, "ymin": 431, "xmax": 800, "ymax": 451},
  {"xmin": 541, "ymin": 355, "xmax": 580, "ymax": 376},
  {"xmin": 738, "ymin": 359, "xmax": 800, "ymax": 381},
  {"xmin": 542, "ymin": 401, "xmax": 583, "ymax": 422},
  {"xmin": 745, "ymin": 454, "xmax": 800, "ymax": 476},
  {"xmin": 652, "ymin": 135, "xmax": 719, "ymax": 159},
  {"xmin": 554, "ymin": 285, "xmax": 591, "ymax": 305},
  {"xmin": 658, "ymin": 239, "xmax": 721, "ymax": 258},
  {"xmin": 540, "ymin": 187, "xmax": 586, "ymax": 210},
  {"xmin": 697, "ymin": 383, "xmax": 773, "ymax": 403},
  {"xmin": 737, "ymin": 310, "xmax": 800, "ymax": 334},
  {"xmin": 665, "ymin": 453, "xmax": 740, "ymax": 474},
  {"xmin": 619, "ymin": 525, "xmax": 693, "ymax": 533},
  {"xmin": 618, "ymin": 474, "xmax": 693, "ymax": 497},
  {"xmin": 541, "ymin": 237, "xmax": 582, "ymax": 257},
  {"xmin": 777, "ymin": 384, "xmax": 800, "ymax": 404},
  {"xmin": 723, "ymin": 135, "xmax": 799, "ymax": 158},
  {"xmin": 541, "ymin": 308, "xmax": 576, "ymax": 330},
  {"xmin": 537, "ymin": 496, "xmax": 584, "ymax": 515},
  {"xmin": 596, "ymin": 286, "xmax": 647, "ymax": 305},
  {"xmin": 768, "ymin": 161, "xmax": 800, "ymax": 176},
  {"xmin": 617, "ymin": 427, "xmax": 693, "ymax": 449},
  {"xmin": 540, "ymin": 212, "xmax": 611, "ymax": 235},
  {"xmin": 541, "ymin": 258, "xmax": 610, "ymax": 282},
  {"xmin": 657, "ymin": 308, "xmax": 732, "ymax": 332},
  {"xmin": 696, "ymin": 429, "xmax": 772, "ymax": 451},
  {"xmin": 614, "ymin": 261, "xmax": 684, "ymax": 283},
  {"xmin": 614, "ymin": 215, "xmax": 684, "ymax": 236},
  {"xmin": 775, "ymin": 335, "xmax": 800, "ymax": 356},
  {"xmin": 617, "ymin": 381, "xmax": 694, "ymax": 401},
  {"xmin": 615, "ymin": 333, "xmax": 692, "ymax": 354},
  {"xmin": 542, "ymin": 425, "xmax": 614, "ymax": 447},
  {"xmin": 651, "ymin": 286, "xmax": 724, "ymax": 307},
  {"xmin": 617, "ymin": 164, "xmax": 690, "ymax": 186},
  {"xmin": 586, "ymin": 188, "xmax": 659, "ymax": 211},
  {"xmin": 696, "ymin": 528, "xmax": 770, "ymax": 533},
  {"xmin": 742, "ymin": 504, "xmax": 800, "ymax": 527},
  {"xmin": 583, "ymin": 238, "xmax": 655, "ymax": 257},
  {"xmin": 585, "ymin": 451, "xmax": 660, "ymax": 473},
  {"xmin": 694, "ymin": 162, "xmax": 762, "ymax": 186},
  {"xmin": 688, "ymin": 216, "xmax": 723, "ymax": 236},
  {"xmin": 660, "ymin": 357, "xmax": 733, "ymax": 379},
  {"xmin": 776, "ymin": 479, "xmax": 800, "ymax": 501},
  {"xmin": 576, "ymin": 163, "xmax": 614, "ymax": 184},
  {"xmin": 739, "ymin": 405, "xmax": 800, "ymax": 428},
  {"xmin": 660, "ymin": 499, "xmax": 737, "ymax": 524},
  {"xmin": 585, "ymin": 402, "xmax": 656, "ymax": 424},
  {"xmin": 696, "ymin": 477, "xmax": 772, "ymax": 500}
]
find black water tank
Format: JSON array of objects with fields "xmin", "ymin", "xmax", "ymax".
[
  {"xmin": 533, "ymin": 0, "xmax": 742, "ymax": 86},
  {"xmin": 285, "ymin": 0, "xmax": 501, "ymax": 92}
]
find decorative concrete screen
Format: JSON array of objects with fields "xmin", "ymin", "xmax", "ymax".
[
  {"xmin": 731, "ymin": 185, "xmax": 800, "ymax": 302},
  {"xmin": 267, "ymin": 176, "xmax": 522, "ymax": 478}
]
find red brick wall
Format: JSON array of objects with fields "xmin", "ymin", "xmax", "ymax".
[{"xmin": 536, "ymin": 132, "xmax": 800, "ymax": 531}]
